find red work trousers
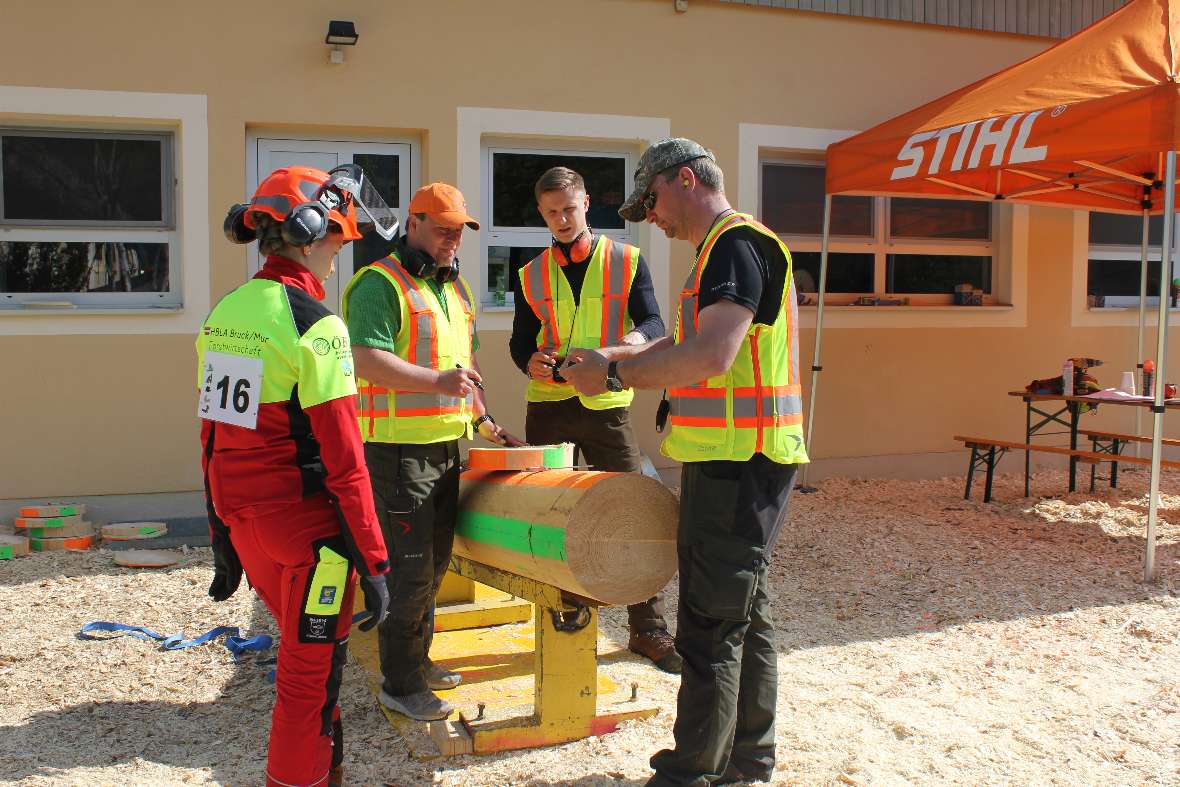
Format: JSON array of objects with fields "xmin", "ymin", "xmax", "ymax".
[{"xmin": 226, "ymin": 493, "xmax": 358, "ymax": 787}]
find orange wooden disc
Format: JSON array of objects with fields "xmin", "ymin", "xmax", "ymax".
[
  {"xmin": 17, "ymin": 502, "xmax": 86, "ymax": 518},
  {"xmin": 113, "ymin": 549, "xmax": 180, "ymax": 568},
  {"xmin": 0, "ymin": 534, "xmax": 30, "ymax": 558},
  {"xmin": 29, "ymin": 534, "xmax": 95, "ymax": 552}
]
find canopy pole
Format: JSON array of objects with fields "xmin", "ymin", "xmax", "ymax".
[
  {"xmin": 1144, "ymin": 150, "xmax": 1175, "ymax": 584},
  {"xmin": 1135, "ymin": 208, "xmax": 1150, "ymax": 457},
  {"xmin": 801, "ymin": 194, "xmax": 832, "ymax": 489}
]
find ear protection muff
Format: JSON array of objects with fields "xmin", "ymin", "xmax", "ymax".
[
  {"xmin": 436, "ymin": 259, "xmax": 460, "ymax": 284},
  {"xmin": 281, "ymin": 202, "xmax": 330, "ymax": 247},
  {"xmin": 223, "ymin": 204, "xmax": 256, "ymax": 244},
  {"xmin": 551, "ymin": 229, "xmax": 593, "ymax": 266},
  {"xmin": 399, "ymin": 242, "xmax": 460, "ymax": 283}
]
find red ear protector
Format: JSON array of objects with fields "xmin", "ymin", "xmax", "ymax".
[
  {"xmin": 398, "ymin": 242, "xmax": 460, "ymax": 283},
  {"xmin": 550, "ymin": 228, "xmax": 593, "ymax": 265}
]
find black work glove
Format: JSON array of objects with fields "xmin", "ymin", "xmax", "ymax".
[
  {"xmin": 208, "ymin": 529, "xmax": 243, "ymax": 602},
  {"xmin": 355, "ymin": 574, "xmax": 390, "ymax": 632}
]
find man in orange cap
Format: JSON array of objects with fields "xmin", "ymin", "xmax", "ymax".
[{"xmin": 341, "ymin": 182, "xmax": 521, "ymax": 721}]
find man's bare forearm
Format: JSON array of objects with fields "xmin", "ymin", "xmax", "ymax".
[
  {"xmin": 598, "ymin": 336, "xmax": 674, "ymax": 361},
  {"xmin": 616, "ymin": 335, "xmax": 727, "ymax": 390}
]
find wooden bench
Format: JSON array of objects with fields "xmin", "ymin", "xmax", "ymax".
[
  {"xmin": 1079, "ymin": 430, "xmax": 1180, "ymax": 490},
  {"xmin": 954, "ymin": 436, "xmax": 1102, "ymax": 503}
]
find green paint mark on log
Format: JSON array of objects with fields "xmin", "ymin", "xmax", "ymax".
[
  {"xmin": 0, "ymin": 546, "xmax": 12, "ymax": 559},
  {"xmin": 456, "ymin": 511, "xmax": 566, "ymax": 562}
]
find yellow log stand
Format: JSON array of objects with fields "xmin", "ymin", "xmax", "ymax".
[
  {"xmin": 348, "ymin": 555, "xmax": 660, "ymax": 757},
  {"xmin": 433, "ymin": 570, "xmax": 532, "ymax": 632}
]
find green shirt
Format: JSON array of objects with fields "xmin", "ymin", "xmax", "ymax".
[{"xmin": 346, "ymin": 268, "xmax": 479, "ymax": 352}]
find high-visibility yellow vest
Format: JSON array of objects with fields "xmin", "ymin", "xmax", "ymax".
[
  {"xmin": 341, "ymin": 253, "xmax": 475, "ymax": 444},
  {"xmin": 662, "ymin": 213, "xmax": 809, "ymax": 465},
  {"xmin": 518, "ymin": 235, "xmax": 638, "ymax": 410}
]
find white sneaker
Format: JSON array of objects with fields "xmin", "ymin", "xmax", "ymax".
[
  {"xmin": 378, "ymin": 688, "xmax": 454, "ymax": 721},
  {"xmin": 426, "ymin": 661, "xmax": 462, "ymax": 690}
]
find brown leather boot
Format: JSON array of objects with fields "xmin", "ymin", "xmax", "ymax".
[
  {"xmin": 628, "ymin": 629, "xmax": 682, "ymax": 674},
  {"xmin": 328, "ymin": 764, "xmax": 344, "ymax": 787}
]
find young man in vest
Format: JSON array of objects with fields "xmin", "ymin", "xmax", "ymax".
[
  {"xmin": 562, "ymin": 139, "xmax": 808, "ymax": 787},
  {"xmin": 342, "ymin": 182, "xmax": 522, "ymax": 722},
  {"xmin": 509, "ymin": 166, "xmax": 680, "ymax": 673}
]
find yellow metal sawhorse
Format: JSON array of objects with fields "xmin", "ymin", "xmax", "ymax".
[
  {"xmin": 439, "ymin": 555, "xmax": 659, "ymax": 754},
  {"xmin": 434, "ymin": 569, "xmax": 531, "ymax": 632}
]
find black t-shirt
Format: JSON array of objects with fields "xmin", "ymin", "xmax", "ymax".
[{"xmin": 695, "ymin": 225, "xmax": 787, "ymax": 326}]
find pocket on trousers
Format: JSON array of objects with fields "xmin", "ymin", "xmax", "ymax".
[
  {"xmin": 683, "ymin": 534, "xmax": 764, "ymax": 622},
  {"xmin": 299, "ymin": 540, "xmax": 350, "ymax": 644}
]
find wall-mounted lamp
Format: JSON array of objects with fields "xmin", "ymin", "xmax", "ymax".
[{"xmin": 325, "ymin": 20, "xmax": 359, "ymax": 65}]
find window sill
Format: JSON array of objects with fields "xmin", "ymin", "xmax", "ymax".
[
  {"xmin": 1088, "ymin": 306, "xmax": 1180, "ymax": 312},
  {"xmin": 0, "ymin": 305, "xmax": 183, "ymax": 315},
  {"xmin": 479, "ymin": 304, "xmax": 514, "ymax": 313},
  {"xmin": 799, "ymin": 302, "xmax": 1024, "ymax": 329},
  {"xmin": 800, "ymin": 304, "xmax": 1013, "ymax": 312}
]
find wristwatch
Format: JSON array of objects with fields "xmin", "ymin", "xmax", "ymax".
[
  {"xmin": 472, "ymin": 414, "xmax": 495, "ymax": 430},
  {"xmin": 605, "ymin": 361, "xmax": 625, "ymax": 393}
]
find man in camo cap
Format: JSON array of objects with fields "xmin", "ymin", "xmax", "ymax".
[{"xmin": 564, "ymin": 136, "xmax": 808, "ymax": 786}]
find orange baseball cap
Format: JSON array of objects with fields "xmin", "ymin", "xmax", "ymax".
[{"xmin": 408, "ymin": 182, "xmax": 480, "ymax": 230}]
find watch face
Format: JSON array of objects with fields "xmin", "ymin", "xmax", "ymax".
[{"xmin": 606, "ymin": 376, "xmax": 624, "ymax": 393}]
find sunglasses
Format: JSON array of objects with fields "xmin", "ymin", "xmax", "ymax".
[{"xmin": 641, "ymin": 189, "xmax": 658, "ymax": 214}]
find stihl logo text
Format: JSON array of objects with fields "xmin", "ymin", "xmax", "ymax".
[{"xmin": 890, "ymin": 110, "xmax": 1049, "ymax": 181}]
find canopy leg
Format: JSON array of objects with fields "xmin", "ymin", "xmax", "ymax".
[
  {"xmin": 1144, "ymin": 151, "xmax": 1175, "ymax": 583},
  {"xmin": 800, "ymin": 194, "xmax": 832, "ymax": 492},
  {"xmin": 1135, "ymin": 208, "xmax": 1150, "ymax": 457}
]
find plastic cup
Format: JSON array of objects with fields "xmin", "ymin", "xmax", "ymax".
[{"xmin": 1120, "ymin": 371, "xmax": 1137, "ymax": 395}]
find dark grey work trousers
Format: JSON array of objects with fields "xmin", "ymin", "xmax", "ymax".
[
  {"xmin": 364, "ymin": 440, "xmax": 460, "ymax": 696},
  {"xmin": 648, "ymin": 455, "xmax": 799, "ymax": 786},
  {"xmin": 525, "ymin": 397, "xmax": 668, "ymax": 633}
]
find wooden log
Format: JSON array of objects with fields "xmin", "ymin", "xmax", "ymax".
[{"xmin": 455, "ymin": 469, "xmax": 677, "ymax": 606}]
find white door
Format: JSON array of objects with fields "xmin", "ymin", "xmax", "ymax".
[{"xmin": 252, "ymin": 138, "xmax": 413, "ymax": 311}]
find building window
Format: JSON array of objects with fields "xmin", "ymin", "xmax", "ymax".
[
  {"xmin": 0, "ymin": 129, "xmax": 177, "ymax": 308},
  {"xmin": 760, "ymin": 161, "xmax": 994, "ymax": 304},
  {"xmin": 1086, "ymin": 212, "xmax": 1177, "ymax": 308},
  {"xmin": 481, "ymin": 146, "xmax": 635, "ymax": 307}
]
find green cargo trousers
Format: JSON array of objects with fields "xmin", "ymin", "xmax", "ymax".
[{"xmin": 648, "ymin": 454, "xmax": 798, "ymax": 786}]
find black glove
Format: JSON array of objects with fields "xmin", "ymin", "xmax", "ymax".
[
  {"xmin": 208, "ymin": 529, "xmax": 243, "ymax": 602},
  {"xmin": 356, "ymin": 574, "xmax": 390, "ymax": 632}
]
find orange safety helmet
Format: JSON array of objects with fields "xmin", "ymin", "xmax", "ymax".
[{"xmin": 243, "ymin": 166, "xmax": 363, "ymax": 241}]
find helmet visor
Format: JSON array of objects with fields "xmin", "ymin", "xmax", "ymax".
[{"xmin": 321, "ymin": 164, "xmax": 399, "ymax": 240}]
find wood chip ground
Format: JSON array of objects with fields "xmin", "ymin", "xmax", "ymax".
[{"xmin": 1, "ymin": 466, "xmax": 1177, "ymax": 785}]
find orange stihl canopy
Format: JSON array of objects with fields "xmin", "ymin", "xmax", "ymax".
[{"xmin": 825, "ymin": 0, "xmax": 1180, "ymax": 214}]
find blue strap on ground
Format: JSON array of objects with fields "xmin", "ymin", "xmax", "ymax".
[{"xmin": 79, "ymin": 621, "xmax": 273, "ymax": 662}]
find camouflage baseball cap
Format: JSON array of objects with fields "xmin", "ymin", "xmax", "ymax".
[{"xmin": 619, "ymin": 137, "xmax": 716, "ymax": 223}]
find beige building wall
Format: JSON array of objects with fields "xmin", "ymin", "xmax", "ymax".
[{"xmin": 0, "ymin": 0, "xmax": 1172, "ymax": 501}]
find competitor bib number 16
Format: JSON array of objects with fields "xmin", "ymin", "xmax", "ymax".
[{"xmin": 199, "ymin": 350, "xmax": 263, "ymax": 429}]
